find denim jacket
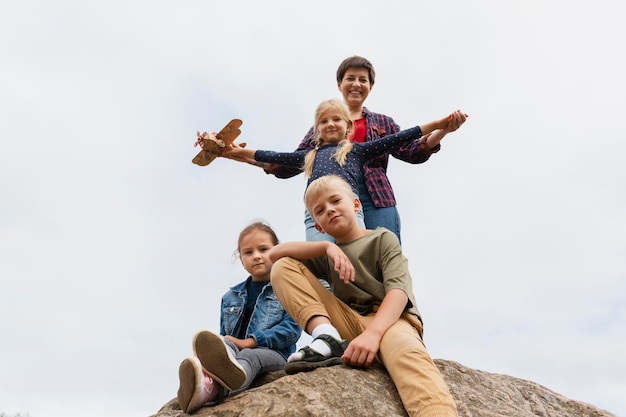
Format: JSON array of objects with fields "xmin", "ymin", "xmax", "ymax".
[{"xmin": 220, "ymin": 277, "xmax": 301, "ymax": 360}]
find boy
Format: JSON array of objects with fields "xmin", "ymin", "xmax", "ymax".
[{"xmin": 268, "ymin": 175, "xmax": 457, "ymax": 417}]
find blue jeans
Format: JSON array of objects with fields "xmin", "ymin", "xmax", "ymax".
[
  {"xmin": 217, "ymin": 338, "xmax": 287, "ymax": 399},
  {"xmin": 357, "ymin": 181, "xmax": 402, "ymax": 244},
  {"xmin": 304, "ymin": 202, "xmax": 365, "ymax": 242}
]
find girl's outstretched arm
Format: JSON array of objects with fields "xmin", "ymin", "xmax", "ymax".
[
  {"xmin": 222, "ymin": 144, "xmax": 256, "ymax": 160},
  {"xmin": 419, "ymin": 110, "xmax": 468, "ymax": 138},
  {"xmin": 423, "ymin": 110, "xmax": 469, "ymax": 149}
]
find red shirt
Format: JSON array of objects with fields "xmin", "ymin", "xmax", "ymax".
[{"xmin": 351, "ymin": 118, "xmax": 367, "ymax": 143}]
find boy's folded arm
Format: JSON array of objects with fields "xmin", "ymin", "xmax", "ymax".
[{"xmin": 268, "ymin": 241, "xmax": 334, "ymax": 262}]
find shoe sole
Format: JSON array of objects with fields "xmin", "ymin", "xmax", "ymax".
[
  {"xmin": 193, "ymin": 330, "xmax": 247, "ymax": 390},
  {"xmin": 284, "ymin": 356, "xmax": 344, "ymax": 375},
  {"xmin": 177, "ymin": 357, "xmax": 205, "ymax": 413}
]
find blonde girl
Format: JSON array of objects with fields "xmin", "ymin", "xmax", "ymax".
[{"xmin": 224, "ymin": 100, "xmax": 463, "ymax": 242}]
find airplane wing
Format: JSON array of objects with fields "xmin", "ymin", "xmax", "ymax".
[
  {"xmin": 191, "ymin": 119, "xmax": 243, "ymax": 167},
  {"xmin": 216, "ymin": 119, "xmax": 242, "ymax": 146},
  {"xmin": 192, "ymin": 149, "xmax": 218, "ymax": 166}
]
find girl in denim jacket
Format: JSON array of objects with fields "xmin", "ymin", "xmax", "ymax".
[{"xmin": 177, "ymin": 221, "xmax": 301, "ymax": 413}]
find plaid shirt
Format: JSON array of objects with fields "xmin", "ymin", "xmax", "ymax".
[{"xmin": 269, "ymin": 107, "xmax": 439, "ymax": 207}]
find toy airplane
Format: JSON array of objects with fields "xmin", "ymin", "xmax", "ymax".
[{"xmin": 192, "ymin": 119, "xmax": 245, "ymax": 166}]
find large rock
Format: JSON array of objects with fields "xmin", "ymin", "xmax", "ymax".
[{"xmin": 150, "ymin": 359, "xmax": 616, "ymax": 417}]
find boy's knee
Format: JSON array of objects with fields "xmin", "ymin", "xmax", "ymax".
[
  {"xmin": 270, "ymin": 257, "xmax": 293, "ymax": 279},
  {"xmin": 270, "ymin": 257, "xmax": 305, "ymax": 286}
]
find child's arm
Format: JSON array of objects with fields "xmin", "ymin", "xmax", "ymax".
[
  {"xmin": 266, "ymin": 126, "xmax": 317, "ymax": 178},
  {"xmin": 246, "ymin": 310, "xmax": 302, "ymax": 351},
  {"xmin": 269, "ymin": 241, "xmax": 330, "ymax": 261},
  {"xmin": 224, "ymin": 145, "xmax": 307, "ymax": 169},
  {"xmin": 224, "ymin": 298, "xmax": 302, "ymax": 352},
  {"xmin": 422, "ymin": 110, "xmax": 468, "ymax": 149},
  {"xmin": 222, "ymin": 144, "xmax": 256, "ymax": 161},
  {"xmin": 224, "ymin": 335, "xmax": 257, "ymax": 349},
  {"xmin": 269, "ymin": 241, "xmax": 356, "ymax": 284},
  {"xmin": 360, "ymin": 110, "xmax": 467, "ymax": 161},
  {"xmin": 341, "ymin": 288, "xmax": 408, "ymax": 367},
  {"xmin": 419, "ymin": 109, "xmax": 468, "ymax": 138}
]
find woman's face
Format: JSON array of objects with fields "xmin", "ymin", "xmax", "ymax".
[{"xmin": 338, "ymin": 67, "xmax": 372, "ymax": 109}]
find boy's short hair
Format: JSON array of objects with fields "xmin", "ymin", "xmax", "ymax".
[
  {"xmin": 304, "ymin": 175, "xmax": 354, "ymax": 215},
  {"xmin": 336, "ymin": 55, "xmax": 376, "ymax": 86}
]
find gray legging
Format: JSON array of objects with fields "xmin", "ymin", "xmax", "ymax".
[{"xmin": 214, "ymin": 338, "xmax": 287, "ymax": 400}]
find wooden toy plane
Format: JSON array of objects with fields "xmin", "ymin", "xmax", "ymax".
[{"xmin": 192, "ymin": 119, "xmax": 245, "ymax": 166}]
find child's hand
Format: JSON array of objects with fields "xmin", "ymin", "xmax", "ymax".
[
  {"xmin": 342, "ymin": 331, "xmax": 379, "ymax": 368},
  {"xmin": 437, "ymin": 110, "xmax": 468, "ymax": 132},
  {"xmin": 224, "ymin": 335, "xmax": 257, "ymax": 349},
  {"xmin": 221, "ymin": 143, "xmax": 244, "ymax": 157},
  {"xmin": 442, "ymin": 110, "xmax": 468, "ymax": 133},
  {"xmin": 221, "ymin": 143, "xmax": 258, "ymax": 166},
  {"xmin": 326, "ymin": 244, "xmax": 355, "ymax": 284}
]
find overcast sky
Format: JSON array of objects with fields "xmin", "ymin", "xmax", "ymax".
[{"xmin": 1, "ymin": 1, "xmax": 625, "ymax": 417}]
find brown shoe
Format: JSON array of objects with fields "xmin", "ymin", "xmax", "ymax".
[
  {"xmin": 192, "ymin": 330, "xmax": 247, "ymax": 390},
  {"xmin": 177, "ymin": 357, "xmax": 218, "ymax": 413}
]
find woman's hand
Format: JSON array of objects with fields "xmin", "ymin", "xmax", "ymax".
[{"xmin": 442, "ymin": 110, "xmax": 468, "ymax": 133}]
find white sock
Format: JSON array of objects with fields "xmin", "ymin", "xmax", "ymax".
[
  {"xmin": 288, "ymin": 323, "xmax": 341, "ymax": 362},
  {"xmin": 311, "ymin": 323, "xmax": 341, "ymax": 341}
]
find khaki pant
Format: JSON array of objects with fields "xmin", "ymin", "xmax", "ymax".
[{"xmin": 271, "ymin": 257, "xmax": 457, "ymax": 417}]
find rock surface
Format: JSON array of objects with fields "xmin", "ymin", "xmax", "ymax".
[{"xmin": 150, "ymin": 359, "xmax": 616, "ymax": 417}]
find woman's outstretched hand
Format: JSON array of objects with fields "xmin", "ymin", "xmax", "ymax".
[{"xmin": 442, "ymin": 110, "xmax": 468, "ymax": 133}]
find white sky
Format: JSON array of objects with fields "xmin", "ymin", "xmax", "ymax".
[{"xmin": 1, "ymin": 1, "xmax": 625, "ymax": 417}]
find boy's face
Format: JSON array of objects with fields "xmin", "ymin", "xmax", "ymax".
[
  {"xmin": 309, "ymin": 187, "xmax": 361, "ymax": 238},
  {"xmin": 337, "ymin": 67, "xmax": 371, "ymax": 109}
]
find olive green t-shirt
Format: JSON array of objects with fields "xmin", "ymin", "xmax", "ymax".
[{"xmin": 302, "ymin": 228, "xmax": 421, "ymax": 321}]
